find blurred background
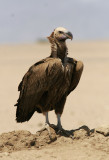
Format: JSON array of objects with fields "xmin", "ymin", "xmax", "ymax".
[
  {"xmin": 0, "ymin": 0, "xmax": 109, "ymax": 134},
  {"xmin": 0, "ymin": 0, "xmax": 109, "ymax": 43}
]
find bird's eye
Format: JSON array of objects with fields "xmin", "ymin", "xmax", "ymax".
[{"xmin": 59, "ymin": 31, "xmax": 63, "ymax": 34}]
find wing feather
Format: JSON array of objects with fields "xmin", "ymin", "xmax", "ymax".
[
  {"xmin": 68, "ymin": 60, "xmax": 84, "ymax": 95},
  {"xmin": 16, "ymin": 57, "xmax": 63, "ymax": 122}
]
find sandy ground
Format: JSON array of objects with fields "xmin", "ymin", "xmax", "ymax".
[
  {"xmin": 0, "ymin": 126, "xmax": 109, "ymax": 160},
  {"xmin": 0, "ymin": 41, "xmax": 109, "ymax": 159}
]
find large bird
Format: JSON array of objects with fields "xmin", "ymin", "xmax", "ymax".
[{"xmin": 15, "ymin": 27, "xmax": 84, "ymax": 135}]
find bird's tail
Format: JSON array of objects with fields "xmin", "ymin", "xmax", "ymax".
[{"xmin": 15, "ymin": 99, "xmax": 35, "ymax": 123}]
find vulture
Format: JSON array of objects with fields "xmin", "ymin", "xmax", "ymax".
[{"xmin": 15, "ymin": 27, "xmax": 84, "ymax": 135}]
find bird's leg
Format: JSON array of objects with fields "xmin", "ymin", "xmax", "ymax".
[
  {"xmin": 39, "ymin": 112, "xmax": 51, "ymax": 138},
  {"xmin": 56, "ymin": 113, "xmax": 73, "ymax": 139},
  {"xmin": 57, "ymin": 113, "xmax": 62, "ymax": 130},
  {"xmin": 44, "ymin": 112, "xmax": 49, "ymax": 124}
]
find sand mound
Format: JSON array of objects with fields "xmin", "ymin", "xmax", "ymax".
[{"xmin": 0, "ymin": 125, "xmax": 109, "ymax": 154}]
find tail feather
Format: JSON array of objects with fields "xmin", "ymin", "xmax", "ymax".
[{"xmin": 15, "ymin": 100, "xmax": 35, "ymax": 123}]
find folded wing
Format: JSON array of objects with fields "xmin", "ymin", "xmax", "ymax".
[{"xmin": 15, "ymin": 58, "xmax": 64, "ymax": 122}]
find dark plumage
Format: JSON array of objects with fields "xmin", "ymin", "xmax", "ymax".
[{"xmin": 15, "ymin": 27, "xmax": 84, "ymax": 130}]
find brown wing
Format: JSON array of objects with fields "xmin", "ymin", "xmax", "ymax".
[
  {"xmin": 67, "ymin": 59, "xmax": 84, "ymax": 95},
  {"xmin": 15, "ymin": 57, "xmax": 64, "ymax": 122}
]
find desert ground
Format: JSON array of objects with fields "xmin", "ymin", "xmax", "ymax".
[{"xmin": 0, "ymin": 41, "xmax": 109, "ymax": 159}]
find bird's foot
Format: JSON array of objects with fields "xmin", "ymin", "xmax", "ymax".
[
  {"xmin": 51, "ymin": 124, "xmax": 73, "ymax": 139},
  {"xmin": 58, "ymin": 128, "xmax": 74, "ymax": 139},
  {"xmin": 39, "ymin": 123, "xmax": 52, "ymax": 139}
]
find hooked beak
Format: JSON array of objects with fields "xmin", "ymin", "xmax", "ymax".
[{"xmin": 64, "ymin": 31, "xmax": 73, "ymax": 40}]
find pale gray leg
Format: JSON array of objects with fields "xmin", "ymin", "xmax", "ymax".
[
  {"xmin": 57, "ymin": 114, "xmax": 62, "ymax": 129},
  {"xmin": 56, "ymin": 114, "xmax": 73, "ymax": 139},
  {"xmin": 45, "ymin": 112, "xmax": 49, "ymax": 124},
  {"xmin": 39, "ymin": 112, "xmax": 51, "ymax": 138}
]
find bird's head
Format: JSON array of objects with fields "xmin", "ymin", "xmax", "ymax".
[
  {"xmin": 48, "ymin": 27, "xmax": 73, "ymax": 42},
  {"xmin": 54, "ymin": 27, "xmax": 73, "ymax": 41}
]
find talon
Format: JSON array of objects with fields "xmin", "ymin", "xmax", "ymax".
[{"xmin": 57, "ymin": 128, "xmax": 63, "ymax": 134}]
